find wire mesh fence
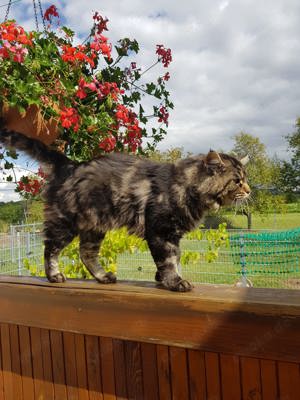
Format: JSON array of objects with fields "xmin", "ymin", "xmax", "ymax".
[{"xmin": 0, "ymin": 223, "xmax": 299, "ymax": 289}]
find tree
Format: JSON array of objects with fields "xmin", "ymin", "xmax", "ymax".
[
  {"xmin": 0, "ymin": 201, "xmax": 24, "ymax": 224},
  {"xmin": 232, "ymin": 132, "xmax": 282, "ymax": 229},
  {"xmin": 280, "ymin": 119, "xmax": 300, "ymax": 193},
  {"xmin": 149, "ymin": 147, "xmax": 185, "ymax": 162}
]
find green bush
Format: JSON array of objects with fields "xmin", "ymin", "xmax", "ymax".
[{"xmin": 25, "ymin": 224, "xmax": 229, "ymax": 279}]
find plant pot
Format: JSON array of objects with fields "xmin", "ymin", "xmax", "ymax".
[{"xmin": 1, "ymin": 103, "xmax": 60, "ymax": 145}]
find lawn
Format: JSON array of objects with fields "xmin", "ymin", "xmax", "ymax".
[
  {"xmin": 223, "ymin": 212, "xmax": 300, "ymax": 230},
  {"xmin": 0, "ymin": 213, "xmax": 299, "ymax": 289}
]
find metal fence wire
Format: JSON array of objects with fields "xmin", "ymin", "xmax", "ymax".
[{"xmin": 0, "ymin": 223, "xmax": 299, "ymax": 289}]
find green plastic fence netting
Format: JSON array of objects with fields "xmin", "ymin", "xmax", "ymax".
[{"xmin": 230, "ymin": 228, "xmax": 300, "ymax": 276}]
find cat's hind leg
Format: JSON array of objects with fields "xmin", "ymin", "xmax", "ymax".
[
  {"xmin": 44, "ymin": 222, "xmax": 75, "ymax": 283},
  {"xmin": 79, "ymin": 230, "xmax": 116, "ymax": 284},
  {"xmin": 147, "ymin": 236, "xmax": 193, "ymax": 292}
]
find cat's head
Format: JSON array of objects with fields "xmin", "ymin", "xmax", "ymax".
[{"xmin": 204, "ymin": 150, "xmax": 251, "ymax": 207}]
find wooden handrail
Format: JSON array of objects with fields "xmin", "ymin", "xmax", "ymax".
[{"xmin": 0, "ymin": 276, "xmax": 299, "ymax": 363}]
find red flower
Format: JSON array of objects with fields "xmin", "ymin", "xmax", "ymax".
[
  {"xmin": 90, "ymin": 34, "xmax": 112, "ymax": 59},
  {"xmin": 99, "ymin": 135, "xmax": 116, "ymax": 152},
  {"xmin": 115, "ymin": 104, "xmax": 130, "ymax": 124},
  {"xmin": 158, "ymin": 106, "xmax": 169, "ymax": 126},
  {"xmin": 44, "ymin": 5, "xmax": 59, "ymax": 22},
  {"xmin": 163, "ymin": 72, "xmax": 170, "ymax": 81},
  {"xmin": 93, "ymin": 12, "xmax": 109, "ymax": 34},
  {"xmin": 156, "ymin": 45, "xmax": 172, "ymax": 67},
  {"xmin": 59, "ymin": 107, "xmax": 81, "ymax": 132},
  {"xmin": 61, "ymin": 45, "xmax": 95, "ymax": 68}
]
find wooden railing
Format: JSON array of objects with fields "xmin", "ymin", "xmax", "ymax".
[{"xmin": 0, "ymin": 276, "xmax": 299, "ymax": 399}]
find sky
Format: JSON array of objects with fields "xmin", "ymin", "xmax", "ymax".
[{"xmin": 1, "ymin": 0, "xmax": 300, "ymax": 201}]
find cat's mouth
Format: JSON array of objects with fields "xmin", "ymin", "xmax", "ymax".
[{"xmin": 219, "ymin": 191, "xmax": 250, "ymax": 207}]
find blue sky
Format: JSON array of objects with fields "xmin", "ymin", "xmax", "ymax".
[{"xmin": 1, "ymin": 0, "xmax": 300, "ymax": 201}]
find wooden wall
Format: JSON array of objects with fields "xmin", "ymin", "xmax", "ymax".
[{"xmin": 0, "ymin": 276, "xmax": 299, "ymax": 399}]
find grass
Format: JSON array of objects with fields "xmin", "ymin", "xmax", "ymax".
[
  {"xmin": 0, "ymin": 213, "xmax": 299, "ymax": 289},
  {"xmin": 222, "ymin": 212, "xmax": 300, "ymax": 230}
]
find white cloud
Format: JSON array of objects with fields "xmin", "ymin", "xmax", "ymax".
[{"xmin": 3, "ymin": 0, "xmax": 300, "ymax": 160}]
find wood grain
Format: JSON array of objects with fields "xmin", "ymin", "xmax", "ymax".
[
  {"xmin": 85, "ymin": 334, "xmax": 103, "ymax": 400},
  {"xmin": 112, "ymin": 339, "xmax": 128, "ymax": 400},
  {"xmin": 141, "ymin": 342, "xmax": 159, "ymax": 400},
  {"xmin": 0, "ymin": 277, "xmax": 299, "ymax": 362},
  {"xmin": 278, "ymin": 361, "xmax": 300, "ymax": 400},
  {"xmin": 169, "ymin": 346, "xmax": 189, "ymax": 400},
  {"xmin": 8, "ymin": 325, "xmax": 23, "ymax": 400},
  {"xmin": 260, "ymin": 359, "xmax": 278, "ymax": 400},
  {"xmin": 99, "ymin": 337, "xmax": 116, "ymax": 400},
  {"xmin": 124, "ymin": 341, "xmax": 144, "ymax": 400},
  {"xmin": 240, "ymin": 357, "xmax": 262, "ymax": 400},
  {"xmin": 18, "ymin": 326, "xmax": 34, "ymax": 400},
  {"xmin": 188, "ymin": 349, "xmax": 206, "ymax": 400},
  {"xmin": 156, "ymin": 344, "xmax": 171, "ymax": 400},
  {"xmin": 220, "ymin": 354, "xmax": 241, "ymax": 400},
  {"xmin": 0, "ymin": 277, "xmax": 299, "ymax": 400},
  {"xmin": 205, "ymin": 352, "xmax": 221, "ymax": 400},
  {"xmin": 1, "ymin": 323, "xmax": 14, "ymax": 400},
  {"xmin": 50, "ymin": 330, "xmax": 68, "ymax": 399}
]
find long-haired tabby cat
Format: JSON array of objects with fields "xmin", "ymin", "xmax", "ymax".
[{"xmin": 0, "ymin": 125, "xmax": 250, "ymax": 291}]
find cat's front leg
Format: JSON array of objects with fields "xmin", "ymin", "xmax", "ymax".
[{"xmin": 147, "ymin": 237, "xmax": 193, "ymax": 292}]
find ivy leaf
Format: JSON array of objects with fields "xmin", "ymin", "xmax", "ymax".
[{"xmin": 4, "ymin": 161, "xmax": 14, "ymax": 169}]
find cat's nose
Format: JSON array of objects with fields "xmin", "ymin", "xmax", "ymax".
[{"xmin": 243, "ymin": 183, "xmax": 251, "ymax": 194}]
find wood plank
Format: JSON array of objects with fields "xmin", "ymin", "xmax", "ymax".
[
  {"xmin": 156, "ymin": 345, "xmax": 171, "ymax": 400},
  {"xmin": 74, "ymin": 334, "xmax": 90, "ymax": 400},
  {"xmin": 40, "ymin": 329, "xmax": 55, "ymax": 400},
  {"xmin": 50, "ymin": 330, "xmax": 68, "ymax": 400},
  {"xmin": 112, "ymin": 339, "xmax": 128, "ymax": 400},
  {"xmin": 99, "ymin": 337, "xmax": 116, "ymax": 400},
  {"xmin": 18, "ymin": 325, "xmax": 35, "ymax": 400},
  {"xmin": 1, "ymin": 323, "xmax": 14, "ymax": 400},
  {"xmin": 124, "ymin": 341, "xmax": 144, "ymax": 400},
  {"xmin": 0, "ymin": 279, "xmax": 300, "ymax": 363},
  {"xmin": 30, "ymin": 327, "xmax": 45, "ymax": 400},
  {"xmin": 260, "ymin": 359, "xmax": 278, "ymax": 400},
  {"xmin": 85, "ymin": 334, "xmax": 103, "ymax": 400},
  {"xmin": 2, "ymin": 276, "xmax": 300, "ymax": 313},
  {"xmin": 278, "ymin": 361, "xmax": 300, "ymax": 400},
  {"xmin": 220, "ymin": 354, "xmax": 241, "ymax": 400},
  {"xmin": 141, "ymin": 343, "xmax": 159, "ymax": 400},
  {"xmin": 169, "ymin": 346, "xmax": 189, "ymax": 400},
  {"xmin": 188, "ymin": 350, "xmax": 206, "ymax": 400},
  {"xmin": 205, "ymin": 352, "xmax": 221, "ymax": 400},
  {"xmin": 0, "ymin": 324, "xmax": 5, "ymax": 400},
  {"xmin": 240, "ymin": 357, "xmax": 262, "ymax": 400},
  {"xmin": 63, "ymin": 332, "xmax": 79, "ymax": 400},
  {"xmin": 9, "ymin": 324, "xmax": 23, "ymax": 400}
]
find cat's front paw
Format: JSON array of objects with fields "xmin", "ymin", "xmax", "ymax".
[
  {"xmin": 161, "ymin": 275, "xmax": 193, "ymax": 292},
  {"xmin": 170, "ymin": 278, "xmax": 193, "ymax": 292},
  {"xmin": 96, "ymin": 271, "xmax": 117, "ymax": 284},
  {"xmin": 47, "ymin": 272, "xmax": 66, "ymax": 283}
]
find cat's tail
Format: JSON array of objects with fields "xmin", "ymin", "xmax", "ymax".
[{"xmin": 0, "ymin": 118, "xmax": 71, "ymax": 167}]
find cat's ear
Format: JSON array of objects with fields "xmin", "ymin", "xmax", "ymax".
[
  {"xmin": 240, "ymin": 155, "xmax": 250, "ymax": 166},
  {"xmin": 205, "ymin": 150, "xmax": 224, "ymax": 167}
]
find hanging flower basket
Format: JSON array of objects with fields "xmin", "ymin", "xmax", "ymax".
[
  {"xmin": 1, "ymin": 103, "xmax": 59, "ymax": 145},
  {"xmin": 0, "ymin": 4, "xmax": 173, "ymax": 196}
]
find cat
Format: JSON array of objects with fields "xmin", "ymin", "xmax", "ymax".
[{"xmin": 0, "ymin": 125, "xmax": 250, "ymax": 291}]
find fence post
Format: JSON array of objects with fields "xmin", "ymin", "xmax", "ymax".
[
  {"xmin": 10, "ymin": 225, "xmax": 15, "ymax": 263},
  {"xmin": 235, "ymin": 233, "xmax": 253, "ymax": 287},
  {"xmin": 17, "ymin": 230, "xmax": 22, "ymax": 276}
]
